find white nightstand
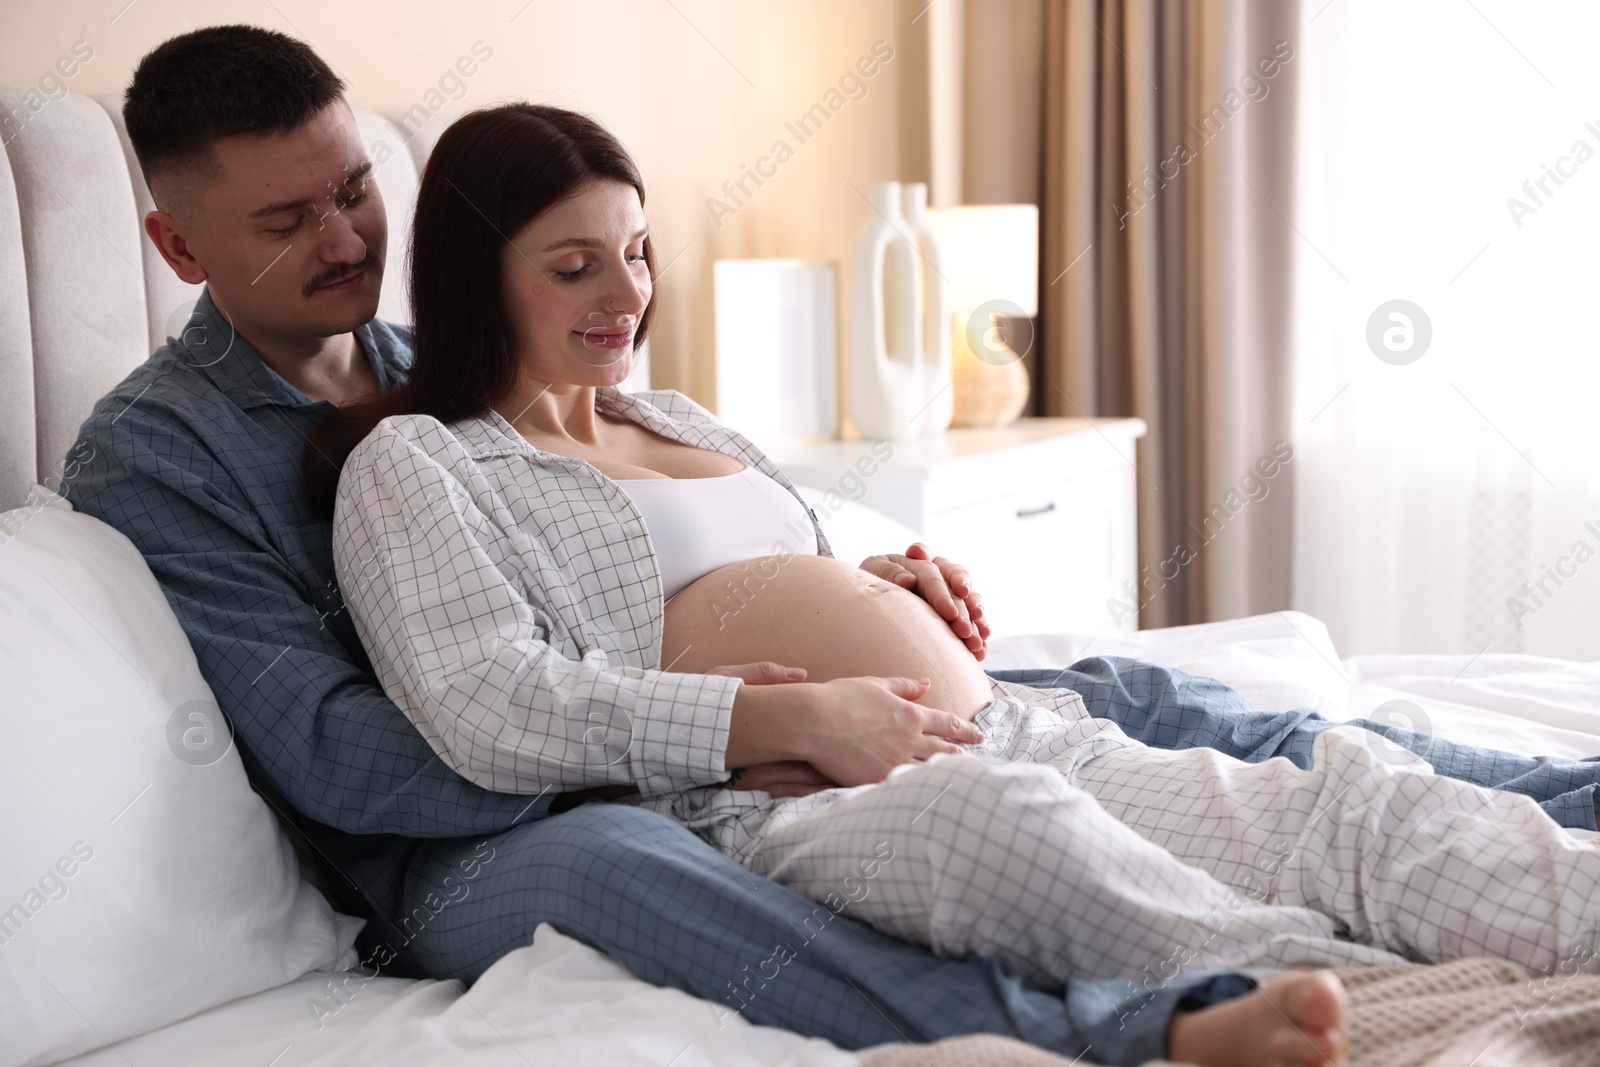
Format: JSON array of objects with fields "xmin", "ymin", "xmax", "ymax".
[{"xmin": 767, "ymin": 417, "xmax": 1147, "ymax": 638}]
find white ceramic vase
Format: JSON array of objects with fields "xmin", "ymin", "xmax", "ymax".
[
  {"xmin": 900, "ymin": 182, "xmax": 952, "ymax": 437},
  {"xmin": 849, "ymin": 181, "xmax": 948, "ymax": 441}
]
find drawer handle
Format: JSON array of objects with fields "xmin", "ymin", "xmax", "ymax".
[{"xmin": 1016, "ymin": 501, "xmax": 1057, "ymax": 519}]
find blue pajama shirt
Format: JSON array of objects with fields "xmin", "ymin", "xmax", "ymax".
[{"xmin": 62, "ymin": 289, "xmax": 1600, "ymax": 1065}]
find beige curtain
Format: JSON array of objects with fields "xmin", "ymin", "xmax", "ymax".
[{"xmin": 1036, "ymin": 0, "xmax": 1301, "ymax": 628}]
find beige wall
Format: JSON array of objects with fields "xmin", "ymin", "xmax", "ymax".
[
  {"xmin": 962, "ymin": 0, "xmax": 1043, "ymax": 206},
  {"xmin": 0, "ymin": 0, "xmax": 941, "ymax": 409}
]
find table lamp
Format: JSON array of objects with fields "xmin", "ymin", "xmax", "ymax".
[{"xmin": 924, "ymin": 204, "xmax": 1039, "ymax": 427}]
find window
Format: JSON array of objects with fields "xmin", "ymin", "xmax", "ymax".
[{"xmin": 1291, "ymin": 1, "xmax": 1600, "ymax": 658}]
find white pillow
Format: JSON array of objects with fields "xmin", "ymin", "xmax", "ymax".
[
  {"xmin": 0, "ymin": 490, "xmax": 362, "ymax": 1067},
  {"xmin": 987, "ymin": 611, "xmax": 1352, "ymax": 716}
]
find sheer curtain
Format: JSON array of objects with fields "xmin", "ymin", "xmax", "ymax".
[{"xmin": 1291, "ymin": 1, "xmax": 1600, "ymax": 660}]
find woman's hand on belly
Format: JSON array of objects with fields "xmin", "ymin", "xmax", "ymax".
[
  {"xmin": 724, "ymin": 674, "xmax": 984, "ymax": 788},
  {"xmin": 859, "ymin": 542, "xmax": 991, "ymax": 660},
  {"xmin": 708, "ymin": 660, "xmax": 961, "ymax": 798},
  {"xmin": 705, "ymin": 655, "xmax": 982, "ymax": 790},
  {"xmin": 663, "ymin": 554, "xmax": 997, "ymax": 716},
  {"xmin": 804, "ymin": 675, "xmax": 988, "ymax": 785},
  {"xmin": 663, "ymin": 552, "xmax": 996, "ymax": 788},
  {"xmin": 703, "ymin": 661, "xmax": 844, "ymax": 799}
]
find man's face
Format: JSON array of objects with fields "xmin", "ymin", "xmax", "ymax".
[{"xmin": 178, "ymin": 101, "xmax": 385, "ymax": 345}]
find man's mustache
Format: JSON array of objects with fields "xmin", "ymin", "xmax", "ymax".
[{"xmin": 304, "ymin": 251, "xmax": 381, "ymax": 297}]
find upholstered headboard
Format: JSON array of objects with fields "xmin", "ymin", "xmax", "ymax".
[{"xmin": 0, "ymin": 89, "xmax": 448, "ymax": 510}]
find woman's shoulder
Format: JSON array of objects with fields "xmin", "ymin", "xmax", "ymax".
[
  {"xmin": 343, "ymin": 413, "xmax": 499, "ymax": 486},
  {"xmin": 335, "ymin": 414, "xmax": 497, "ymax": 521},
  {"xmin": 351, "ymin": 412, "xmax": 456, "ymax": 460}
]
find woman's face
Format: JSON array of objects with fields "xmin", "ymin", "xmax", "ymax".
[{"xmin": 501, "ymin": 178, "xmax": 652, "ymax": 388}]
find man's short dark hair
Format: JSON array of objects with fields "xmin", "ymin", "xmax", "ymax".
[{"xmin": 123, "ymin": 25, "xmax": 345, "ymax": 208}]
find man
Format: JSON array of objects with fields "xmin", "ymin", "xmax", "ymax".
[
  {"xmin": 63, "ymin": 22, "xmax": 1597, "ymax": 1066},
  {"xmin": 61, "ymin": 25, "xmax": 1261, "ymax": 1067}
]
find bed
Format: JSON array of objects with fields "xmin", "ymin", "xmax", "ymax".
[{"xmin": 3, "ymin": 87, "xmax": 1599, "ymax": 1067}]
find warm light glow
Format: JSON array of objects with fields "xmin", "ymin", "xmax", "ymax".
[{"xmin": 925, "ymin": 205, "xmax": 1039, "ymax": 317}]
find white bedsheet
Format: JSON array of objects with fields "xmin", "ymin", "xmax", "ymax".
[
  {"xmin": 301, "ymin": 925, "xmax": 861, "ymax": 1067},
  {"xmin": 985, "ymin": 612, "xmax": 1600, "ymax": 761},
  {"xmin": 52, "ymin": 966, "xmax": 426, "ymax": 1067},
  {"xmin": 1342, "ymin": 653, "xmax": 1600, "ymax": 759},
  {"xmin": 54, "ymin": 927, "xmax": 864, "ymax": 1067},
  {"xmin": 56, "ymin": 612, "xmax": 1600, "ymax": 1066}
]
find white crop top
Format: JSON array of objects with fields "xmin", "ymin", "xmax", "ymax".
[{"xmin": 613, "ymin": 465, "xmax": 820, "ymax": 601}]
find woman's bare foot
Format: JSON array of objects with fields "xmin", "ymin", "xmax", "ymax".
[{"xmin": 1166, "ymin": 970, "xmax": 1347, "ymax": 1067}]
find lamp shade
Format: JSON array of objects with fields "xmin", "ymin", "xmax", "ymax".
[{"xmin": 924, "ymin": 204, "xmax": 1039, "ymax": 317}]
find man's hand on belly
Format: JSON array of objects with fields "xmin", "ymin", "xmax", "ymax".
[
  {"xmin": 725, "ymin": 761, "xmax": 840, "ymax": 798},
  {"xmin": 859, "ymin": 543, "xmax": 990, "ymax": 660},
  {"xmin": 707, "ymin": 661, "xmax": 810, "ymax": 686}
]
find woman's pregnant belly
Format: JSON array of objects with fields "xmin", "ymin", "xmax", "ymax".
[{"xmin": 661, "ymin": 553, "xmax": 996, "ymax": 718}]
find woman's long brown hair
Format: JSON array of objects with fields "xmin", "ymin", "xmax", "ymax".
[{"xmin": 303, "ymin": 103, "xmax": 655, "ymax": 515}]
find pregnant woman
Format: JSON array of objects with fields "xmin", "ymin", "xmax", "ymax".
[{"xmin": 307, "ymin": 104, "xmax": 1599, "ymax": 1065}]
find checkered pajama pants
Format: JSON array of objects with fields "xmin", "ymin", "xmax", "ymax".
[{"xmin": 690, "ymin": 692, "xmax": 1600, "ymax": 988}]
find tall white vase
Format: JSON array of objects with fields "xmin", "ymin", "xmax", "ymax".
[
  {"xmin": 849, "ymin": 181, "xmax": 927, "ymax": 441},
  {"xmin": 900, "ymin": 182, "xmax": 953, "ymax": 436}
]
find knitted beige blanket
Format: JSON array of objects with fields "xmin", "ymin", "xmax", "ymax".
[{"xmin": 863, "ymin": 958, "xmax": 1600, "ymax": 1067}]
